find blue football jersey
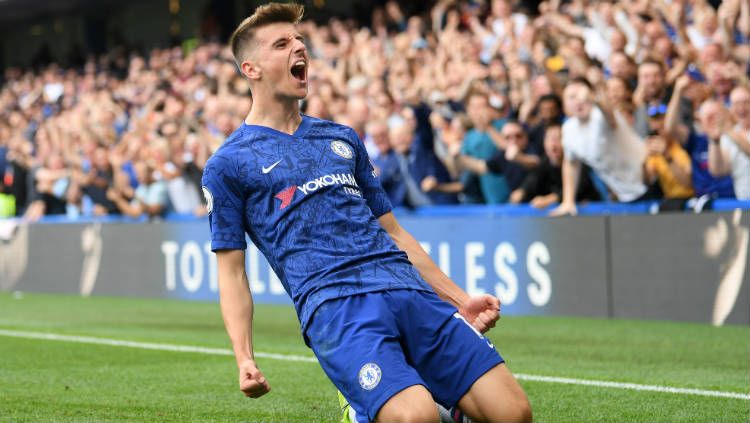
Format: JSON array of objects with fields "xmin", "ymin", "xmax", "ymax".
[{"xmin": 201, "ymin": 115, "xmax": 431, "ymax": 335}]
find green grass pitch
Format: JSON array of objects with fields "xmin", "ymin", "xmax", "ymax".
[{"xmin": 0, "ymin": 293, "xmax": 748, "ymax": 422}]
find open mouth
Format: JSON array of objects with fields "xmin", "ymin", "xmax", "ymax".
[{"xmin": 290, "ymin": 59, "xmax": 307, "ymax": 83}]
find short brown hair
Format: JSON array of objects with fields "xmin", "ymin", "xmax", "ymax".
[
  {"xmin": 229, "ymin": 2, "xmax": 304, "ymax": 65},
  {"xmin": 639, "ymin": 57, "xmax": 665, "ymax": 72}
]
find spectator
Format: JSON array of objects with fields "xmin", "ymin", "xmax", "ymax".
[
  {"xmin": 551, "ymin": 77, "xmax": 648, "ymax": 216},
  {"xmin": 643, "ymin": 133, "xmax": 695, "ymax": 202},
  {"xmin": 525, "ymin": 94, "xmax": 563, "ymax": 151},
  {"xmin": 708, "ymin": 86, "xmax": 750, "ymax": 200},
  {"xmin": 365, "ymin": 120, "xmax": 390, "ymax": 161},
  {"xmin": 379, "ymin": 118, "xmax": 456, "ymax": 208},
  {"xmin": 77, "ymin": 146, "xmax": 117, "ymax": 216},
  {"xmin": 606, "ymin": 51, "xmax": 637, "ymax": 88},
  {"xmin": 458, "ymin": 92, "xmax": 509, "ymax": 204},
  {"xmin": 4, "ymin": 134, "xmax": 33, "ymax": 216},
  {"xmin": 107, "ymin": 162, "xmax": 168, "ymax": 219},
  {"xmin": 22, "ymin": 151, "xmax": 69, "ymax": 221},
  {"xmin": 346, "ymin": 96, "xmax": 370, "ymax": 141},
  {"xmin": 453, "ymin": 120, "xmax": 541, "ymax": 195},
  {"xmin": 665, "ymin": 76, "xmax": 735, "ymax": 199},
  {"xmin": 509, "ymin": 124, "xmax": 600, "ymax": 208},
  {"xmin": 633, "ymin": 58, "xmax": 692, "ymax": 139},
  {"xmin": 606, "ymin": 76, "xmax": 636, "ymax": 124}
]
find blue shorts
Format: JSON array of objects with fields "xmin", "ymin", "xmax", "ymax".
[{"xmin": 305, "ymin": 289, "xmax": 504, "ymax": 422}]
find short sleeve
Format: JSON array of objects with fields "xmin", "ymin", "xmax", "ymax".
[
  {"xmin": 202, "ymin": 154, "xmax": 248, "ymax": 251},
  {"xmin": 147, "ymin": 181, "xmax": 169, "ymax": 206},
  {"xmin": 349, "ymin": 128, "xmax": 393, "ymax": 217}
]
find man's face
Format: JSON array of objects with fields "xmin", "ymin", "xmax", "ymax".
[
  {"xmin": 538, "ymin": 99, "xmax": 560, "ymax": 123},
  {"xmin": 700, "ymin": 44, "xmax": 723, "ymax": 65},
  {"xmin": 467, "ymin": 95, "xmax": 490, "ymax": 126},
  {"xmin": 492, "ymin": 0, "xmax": 511, "ymax": 18},
  {"xmin": 606, "ymin": 78, "xmax": 628, "ymax": 104},
  {"xmin": 94, "ymin": 148, "xmax": 110, "ymax": 170},
  {"xmin": 708, "ymin": 62, "xmax": 734, "ymax": 97},
  {"xmin": 389, "ymin": 124, "xmax": 414, "ymax": 154},
  {"xmin": 543, "ymin": 126, "xmax": 563, "ymax": 163},
  {"xmin": 637, "ymin": 63, "xmax": 664, "ymax": 101},
  {"xmin": 698, "ymin": 102, "xmax": 722, "ymax": 131},
  {"xmin": 610, "ymin": 30, "xmax": 626, "ymax": 52},
  {"xmin": 564, "ymin": 84, "xmax": 592, "ymax": 121},
  {"xmin": 134, "ymin": 162, "xmax": 151, "ymax": 184},
  {"xmin": 644, "ymin": 21, "xmax": 665, "ymax": 42},
  {"xmin": 245, "ymin": 22, "xmax": 309, "ymax": 99},
  {"xmin": 609, "ymin": 53, "xmax": 630, "ymax": 79},
  {"xmin": 367, "ymin": 123, "xmax": 390, "ymax": 154},
  {"xmin": 502, "ymin": 123, "xmax": 527, "ymax": 150},
  {"xmin": 347, "ymin": 97, "xmax": 370, "ymax": 128},
  {"xmin": 648, "ymin": 115, "xmax": 665, "ymax": 134},
  {"xmin": 654, "ymin": 37, "xmax": 673, "ymax": 61}
]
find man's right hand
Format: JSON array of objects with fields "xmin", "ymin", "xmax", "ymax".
[
  {"xmin": 238, "ymin": 359, "xmax": 271, "ymax": 398},
  {"xmin": 674, "ymin": 74, "xmax": 691, "ymax": 93},
  {"xmin": 549, "ymin": 201, "xmax": 577, "ymax": 217}
]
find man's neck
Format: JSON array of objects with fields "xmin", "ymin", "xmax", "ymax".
[
  {"xmin": 474, "ymin": 122, "xmax": 489, "ymax": 132},
  {"xmin": 245, "ymin": 96, "xmax": 302, "ymax": 135}
]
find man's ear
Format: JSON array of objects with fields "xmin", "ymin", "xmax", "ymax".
[{"xmin": 241, "ymin": 60, "xmax": 261, "ymax": 81}]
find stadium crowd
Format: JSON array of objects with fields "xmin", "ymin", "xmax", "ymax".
[{"xmin": 1, "ymin": 0, "xmax": 749, "ymax": 221}]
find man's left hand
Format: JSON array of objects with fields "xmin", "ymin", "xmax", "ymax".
[{"xmin": 459, "ymin": 295, "xmax": 501, "ymax": 334}]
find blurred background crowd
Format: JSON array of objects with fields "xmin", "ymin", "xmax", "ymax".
[{"xmin": 1, "ymin": 0, "xmax": 749, "ymax": 221}]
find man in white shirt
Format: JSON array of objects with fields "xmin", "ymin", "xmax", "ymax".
[
  {"xmin": 551, "ymin": 77, "xmax": 647, "ymax": 216},
  {"xmin": 708, "ymin": 86, "xmax": 750, "ymax": 200}
]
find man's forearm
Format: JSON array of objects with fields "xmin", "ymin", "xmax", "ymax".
[
  {"xmin": 560, "ymin": 158, "xmax": 580, "ymax": 205},
  {"xmin": 707, "ymin": 140, "xmax": 731, "ymax": 177},
  {"xmin": 513, "ymin": 153, "xmax": 541, "ymax": 170},
  {"xmin": 217, "ymin": 251, "xmax": 255, "ymax": 367},
  {"xmin": 665, "ymin": 88, "xmax": 688, "ymax": 144},
  {"xmin": 379, "ymin": 213, "xmax": 469, "ymax": 309},
  {"xmin": 457, "ymin": 154, "xmax": 489, "ymax": 175},
  {"xmin": 220, "ymin": 277, "xmax": 254, "ymax": 366}
]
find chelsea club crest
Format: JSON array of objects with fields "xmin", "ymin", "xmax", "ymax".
[
  {"xmin": 358, "ymin": 362, "xmax": 382, "ymax": 390},
  {"xmin": 331, "ymin": 140, "xmax": 353, "ymax": 159}
]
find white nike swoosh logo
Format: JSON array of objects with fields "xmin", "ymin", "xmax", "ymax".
[{"xmin": 262, "ymin": 160, "xmax": 282, "ymax": 174}]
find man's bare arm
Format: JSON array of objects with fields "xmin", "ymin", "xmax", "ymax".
[
  {"xmin": 550, "ymin": 157, "xmax": 582, "ymax": 216},
  {"xmin": 378, "ymin": 212, "xmax": 499, "ymax": 332},
  {"xmin": 379, "ymin": 212, "xmax": 469, "ymax": 309},
  {"xmin": 708, "ymin": 138, "xmax": 732, "ymax": 177},
  {"xmin": 216, "ymin": 249, "xmax": 270, "ymax": 398}
]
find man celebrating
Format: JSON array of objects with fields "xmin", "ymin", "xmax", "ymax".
[{"xmin": 201, "ymin": 3, "xmax": 531, "ymax": 423}]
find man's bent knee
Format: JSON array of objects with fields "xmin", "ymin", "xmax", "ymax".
[
  {"xmin": 376, "ymin": 406, "xmax": 440, "ymax": 423},
  {"xmin": 472, "ymin": 391, "xmax": 532, "ymax": 423},
  {"xmin": 508, "ymin": 394, "xmax": 533, "ymax": 423},
  {"xmin": 458, "ymin": 364, "xmax": 533, "ymax": 423},
  {"xmin": 375, "ymin": 385, "xmax": 440, "ymax": 423}
]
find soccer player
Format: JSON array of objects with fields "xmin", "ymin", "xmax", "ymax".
[{"xmin": 201, "ymin": 3, "xmax": 532, "ymax": 422}]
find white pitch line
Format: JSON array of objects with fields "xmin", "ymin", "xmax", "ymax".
[
  {"xmin": 0, "ymin": 329, "xmax": 317, "ymax": 363},
  {"xmin": 1, "ymin": 329, "xmax": 747, "ymax": 400},
  {"xmin": 513, "ymin": 374, "xmax": 750, "ymax": 401}
]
